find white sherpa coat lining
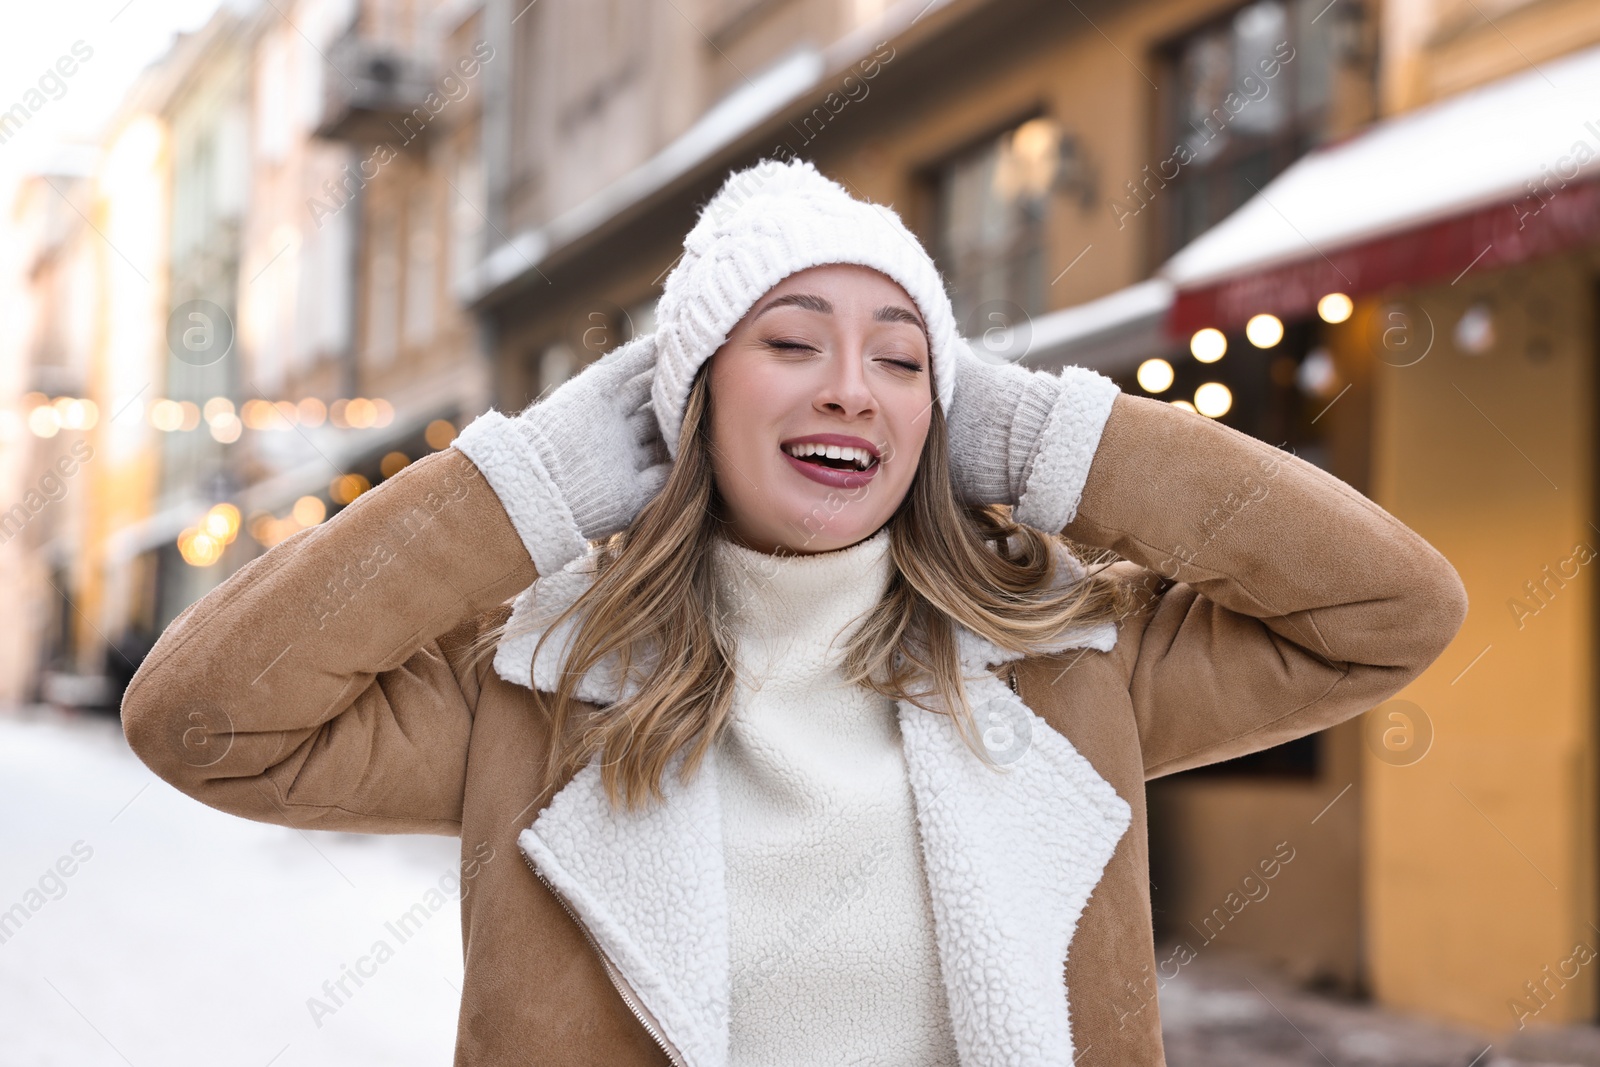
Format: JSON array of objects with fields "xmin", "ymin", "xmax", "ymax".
[{"xmin": 498, "ymin": 537, "xmax": 1131, "ymax": 1067}]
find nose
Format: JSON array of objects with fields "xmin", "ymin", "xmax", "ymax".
[{"xmin": 814, "ymin": 344, "xmax": 876, "ymax": 417}]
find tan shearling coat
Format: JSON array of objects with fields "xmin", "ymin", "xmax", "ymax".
[{"xmin": 121, "ymin": 392, "xmax": 1468, "ymax": 1066}]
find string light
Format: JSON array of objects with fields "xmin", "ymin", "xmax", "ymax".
[
  {"xmin": 129, "ymin": 396, "xmax": 400, "ymax": 433},
  {"xmin": 1194, "ymin": 382, "xmax": 1233, "ymax": 418},
  {"xmin": 1190, "ymin": 328, "xmax": 1227, "ymax": 363},
  {"xmin": 1317, "ymin": 293, "xmax": 1353, "ymax": 324},
  {"xmin": 1136, "ymin": 358, "xmax": 1175, "ymax": 393},
  {"xmin": 1245, "ymin": 313, "xmax": 1284, "ymax": 348}
]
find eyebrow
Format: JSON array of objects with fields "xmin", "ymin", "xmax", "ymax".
[{"xmin": 752, "ymin": 292, "xmax": 927, "ymax": 332}]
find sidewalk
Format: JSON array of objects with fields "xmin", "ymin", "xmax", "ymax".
[
  {"xmin": 1159, "ymin": 942, "xmax": 1600, "ymax": 1067},
  {"xmin": 0, "ymin": 703, "xmax": 469, "ymax": 1067}
]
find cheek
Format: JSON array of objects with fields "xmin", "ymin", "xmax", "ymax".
[
  {"xmin": 889, "ymin": 393, "xmax": 933, "ymax": 464},
  {"xmin": 707, "ymin": 368, "xmax": 776, "ymax": 487},
  {"xmin": 713, "ymin": 361, "xmax": 801, "ymax": 446},
  {"xmin": 711, "ymin": 375, "xmax": 755, "ymax": 443}
]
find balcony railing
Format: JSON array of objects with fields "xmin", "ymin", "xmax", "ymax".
[{"xmin": 315, "ymin": 32, "xmax": 435, "ymax": 145}]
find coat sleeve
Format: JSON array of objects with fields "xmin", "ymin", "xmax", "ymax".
[
  {"xmin": 1057, "ymin": 393, "xmax": 1469, "ymax": 779},
  {"xmin": 120, "ymin": 445, "xmax": 539, "ymax": 835}
]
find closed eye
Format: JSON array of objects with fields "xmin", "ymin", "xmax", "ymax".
[{"xmin": 761, "ymin": 338, "xmax": 922, "ymax": 371}]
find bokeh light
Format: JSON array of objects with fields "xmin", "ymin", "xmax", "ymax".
[
  {"xmin": 1195, "ymin": 382, "xmax": 1234, "ymax": 418},
  {"xmin": 1317, "ymin": 292, "xmax": 1354, "ymax": 324},
  {"xmin": 1136, "ymin": 358, "xmax": 1175, "ymax": 393},
  {"xmin": 1245, "ymin": 313, "xmax": 1284, "ymax": 348},
  {"xmin": 1190, "ymin": 328, "xmax": 1227, "ymax": 363}
]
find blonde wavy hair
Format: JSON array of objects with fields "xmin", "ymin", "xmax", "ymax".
[{"xmin": 467, "ymin": 362, "xmax": 1134, "ymax": 813}]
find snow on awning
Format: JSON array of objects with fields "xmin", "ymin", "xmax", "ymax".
[
  {"xmin": 998, "ymin": 278, "xmax": 1175, "ymax": 377},
  {"xmin": 1159, "ymin": 41, "xmax": 1600, "ymax": 336}
]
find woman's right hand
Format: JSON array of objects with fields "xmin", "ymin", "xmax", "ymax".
[{"xmin": 454, "ymin": 332, "xmax": 672, "ymax": 575}]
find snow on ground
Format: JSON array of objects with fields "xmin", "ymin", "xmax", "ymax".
[
  {"xmin": 8, "ymin": 705, "xmax": 1594, "ymax": 1067},
  {"xmin": 0, "ymin": 707, "xmax": 469, "ymax": 1067}
]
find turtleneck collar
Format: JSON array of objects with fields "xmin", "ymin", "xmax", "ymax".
[{"xmin": 709, "ymin": 526, "xmax": 893, "ymax": 657}]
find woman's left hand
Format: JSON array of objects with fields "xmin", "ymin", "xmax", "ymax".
[
  {"xmin": 943, "ymin": 338, "xmax": 1072, "ymax": 507},
  {"xmin": 943, "ymin": 338, "xmax": 1121, "ymax": 531}
]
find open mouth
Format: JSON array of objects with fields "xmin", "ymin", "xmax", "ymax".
[{"xmin": 780, "ymin": 442, "xmax": 879, "ymax": 472}]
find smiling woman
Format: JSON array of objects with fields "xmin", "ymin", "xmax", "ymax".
[
  {"xmin": 446, "ymin": 164, "xmax": 1147, "ymax": 1059},
  {"xmin": 707, "ymin": 264, "xmax": 934, "ymax": 553},
  {"xmin": 123, "ymin": 156, "xmax": 1467, "ymax": 1067},
  {"xmin": 459, "ymin": 169, "xmax": 1139, "ymax": 823}
]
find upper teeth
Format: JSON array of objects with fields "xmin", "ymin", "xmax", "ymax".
[{"xmin": 783, "ymin": 442, "xmax": 876, "ymax": 470}]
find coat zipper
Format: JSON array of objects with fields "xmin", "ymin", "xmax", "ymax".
[{"xmin": 521, "ymin": 847, "xmax": 688, "ymax": 1066}]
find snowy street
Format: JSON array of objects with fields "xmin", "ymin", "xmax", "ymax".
[
  {"xmin": 6, "ymin": 704, "xmax": 1596, "ymax": 1067},
  {"xmin": 1, "ymin": 706, "xmax": 468, "ymax": 1067}
]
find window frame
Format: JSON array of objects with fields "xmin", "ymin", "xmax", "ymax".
[
  {"xmin": 1148, "ymin": 0, "xmax": 1339, "ymax": 267},
  {"xmin": 916, "ymin": 106, "xmax": 1061, "ymax": 335}
]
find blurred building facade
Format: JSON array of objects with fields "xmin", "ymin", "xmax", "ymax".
[
  {"xmin": 138, "ymin": 7, "xmax": 253, "ymax": 667},
  {"xmin": 1, "ymin": 0, "xmax": 1597, "ymax": 1047},
  {"xmin": 0, "ymin": 0, "xmax": 494, "ymax": 705},
  {"xmin": 4, "ymin": 165, "xmax": 102, "ymax": 705}
]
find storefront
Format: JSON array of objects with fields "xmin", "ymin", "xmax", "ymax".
[{"xmin": 1139, "ymin": 41, "xmax": 1600, "ymax": 1028}]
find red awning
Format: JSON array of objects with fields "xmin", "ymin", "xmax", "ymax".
[
  {"xmin": 1158, "ymin": 41, "xmax": 1600, "ymax": 337},
  {"xmin": 1168, "ymin": 175, "xmax": 1600, "ymax": 336}
]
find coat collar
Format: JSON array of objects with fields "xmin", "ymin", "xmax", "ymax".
[{"xmin": 495, "ymin": 539, "xmax": 1131, "ymax": 1067}]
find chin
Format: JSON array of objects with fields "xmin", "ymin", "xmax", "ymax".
[
  {"xmin": 718, "ymin": 466, "xmax": 899, "ymax": 553},
  {"xmin": 785, "ymin": 512, "xmax": 889, "ymax": 554}
]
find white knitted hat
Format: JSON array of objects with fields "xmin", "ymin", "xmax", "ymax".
[{"xmin": 650, "ymin": 157, "xmax": 960, "ymax": 459}]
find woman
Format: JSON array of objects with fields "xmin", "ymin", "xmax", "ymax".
[{"xmin": 122, "ymin": 159, "xmax": 1467, "ymax": 1067}]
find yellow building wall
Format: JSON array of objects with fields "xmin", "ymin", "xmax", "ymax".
[
  {"xmin": 1146, "ymin": 717, "xmax": 1365, "ymax": 990},
  {"xmin": 80, "ymin": 114, "xmax": 170, "ymax": 672},
  {"xmin": 1387, "ymin": 0, "xmax": 1600, "ymax": 114},
  {"xmin": 1365, "ymin": 250, "xmax": 1598, "ymax": 1032}
]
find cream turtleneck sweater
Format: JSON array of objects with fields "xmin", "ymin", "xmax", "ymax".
[{"xmin": 709, "ymin": 526, "xmax": 960, "ymax": 1067}]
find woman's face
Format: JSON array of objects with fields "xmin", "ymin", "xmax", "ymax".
[{"xmin": 707, "ymin": 263, "xmax": 934, "ymax": 555}]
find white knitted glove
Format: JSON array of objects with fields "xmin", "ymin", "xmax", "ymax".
[
  {"xmin": 454, "ymin": 333, "xmax": 671, "ymax": 576},
  {"xmin": 944, "ymin": 339, "xmax": 1121, "ymax": 532}
]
